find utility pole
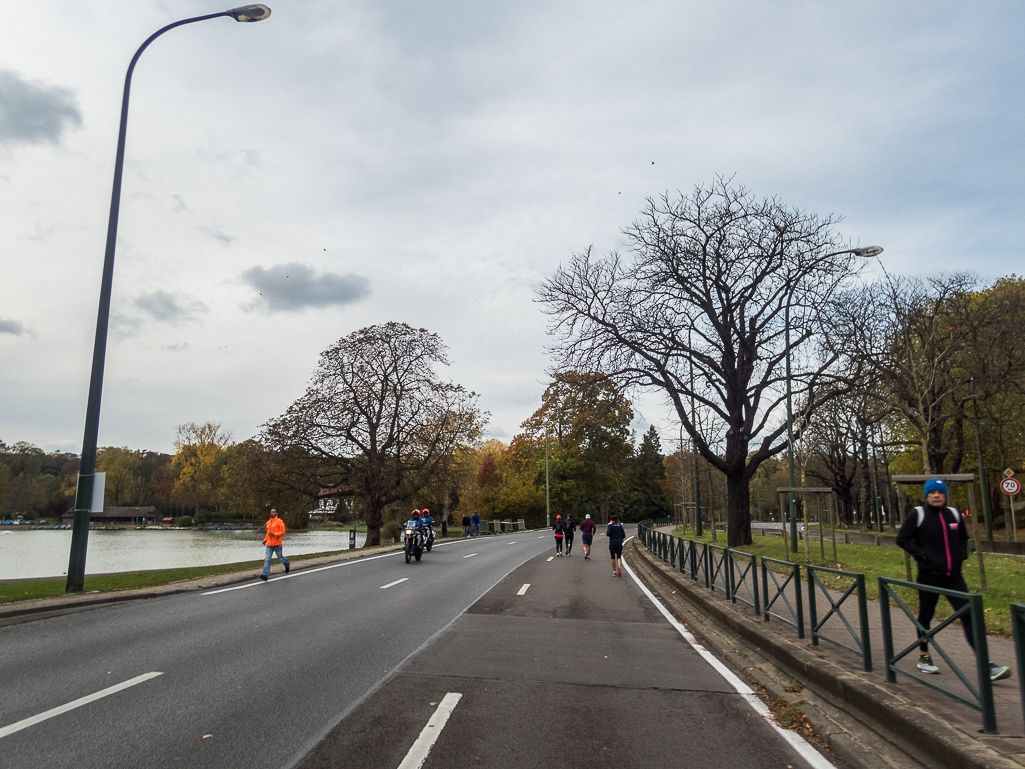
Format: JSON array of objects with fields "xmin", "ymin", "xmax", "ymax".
[
  {"xmin": 545, "ymin": 428, "xmax": 551, "ymax": 528},
  {"xmin": 690, "ymin": 328, "xmax": 703, "ymax": 537}
]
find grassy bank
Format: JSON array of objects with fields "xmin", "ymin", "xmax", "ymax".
[
  {"xmin": 668, "ymin": 528, "xmax": 1025, "ymax": 637},
  {"xmin": 0, "ymin": 545, "xmax": 396, "ymax": 605}
]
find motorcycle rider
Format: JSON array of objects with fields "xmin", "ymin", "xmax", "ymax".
[
  {"xmin": 404, "ymin": 510, "xmax": 425, "ymax": 543},
  {"xmin": 420, "ymin": 508, "xmax": 436, "ymax": 547}
]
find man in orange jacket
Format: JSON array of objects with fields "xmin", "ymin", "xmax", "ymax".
[{"xmin": 261, "ymin": 509, "xmax": 290, "ymax": 581}]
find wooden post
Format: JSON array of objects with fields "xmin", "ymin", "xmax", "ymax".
[
  {"xmin": 830, "ymin": 492, "xmax": 838, "ymax": 565},
  {"xmin": 968, "ymin": 483, "xmax": 987, "ymax": 592}
]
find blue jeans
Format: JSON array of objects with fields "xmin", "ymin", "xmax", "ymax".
[{"xmin": 263, "ymin": 545, "xmax": 289, "ymax": 576}]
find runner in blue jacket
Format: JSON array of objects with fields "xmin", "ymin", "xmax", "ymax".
[{"xmin": 607, "ymin": 515, "xmax": 626, "ymax": 577}]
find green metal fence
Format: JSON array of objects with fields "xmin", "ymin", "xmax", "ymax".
[
  {"xmin": 1013, "ymin": 603, "xmax": 1025, "ymax": 732},
  {"xmin": 761, "ymin": 556, "xmax": 804, "ymax": 639},
  {"xmin": 879, "ymin": 576, "xmax": 996, "ymax": 734},
  {"xmin": 707, "ymin": 544, "xmax": 731, "ymax": 598},
  {"xmin": 806, "ymin": 564, "xmax": 872, "ymax": 672},
  {"xmin": 728, "ymin": 549, "xmax": 760, "ymax": 615}
]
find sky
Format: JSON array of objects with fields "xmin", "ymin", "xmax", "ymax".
[{"xmin": 1, "ymin": 0, "xmax": 1023, "ymax": 456}]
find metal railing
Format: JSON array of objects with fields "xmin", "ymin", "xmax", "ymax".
[
  {"xmin": 707, "ymin": 544, "xmax": 731, "ymax": 598},
  {"xmin": 806, "ymin": 565, "xmax": 872, "ymax": 672},
  {"xmin": 761, "ymin": 557, "xmax": 804, "ymax": 638},
  {"xmin": 1012, "ymin": 603, "xmax": 1025, "ymax": 732},
  {"xmin": 879, "ymin": 576, "xmax": 996, "ymax": 734},
  {"xmin": 729, "ymin": 548, "xmax": 760, "ymax": 614}
]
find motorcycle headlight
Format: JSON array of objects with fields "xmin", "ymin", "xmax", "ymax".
[{"xmin": 406, "ymin": 529, "xmax": 414, "ymax": 535}]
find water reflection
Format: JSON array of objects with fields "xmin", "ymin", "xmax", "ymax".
[{"xmin": 0, "ymin": 529, "xmax": 367, "ymax": 580}]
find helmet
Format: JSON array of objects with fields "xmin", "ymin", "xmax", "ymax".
[
  {"xmin": 411, "ymin": 510, "xmax": 421, "ymax": 518},
  {"xmin": 556, "ymin": 515, "xmax": 562, "ymax": 519},
  {"xmin": 421, "ymin": 508, "xmax": 430, "ymax": 515}
]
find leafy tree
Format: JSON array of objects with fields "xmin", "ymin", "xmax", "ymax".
[
  {"xmin": 261, "ymin": 322, "xmax": 485, "ymax": 545},
  {"xmin": 538, "ymin": 180, "xmax": 868, "ymax": 546},
  {"xmin": 519, "ymin": 371, "xmax": 633, "ymax": 520},
  {"xmin": 96, "ymin": 447, "xmax": 143, "ymax": 506},
  {"xmin": 172, "ymin": 422, "xmax": 234, "ymax": 519},
  {"xmin": 621, "ymin": 426, "xmax": 673, "ymax": 522}
]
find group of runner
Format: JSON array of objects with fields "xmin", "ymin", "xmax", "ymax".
[{"xmin": 552, "ymin": 513, "xmax": 626, "ymax": 576}]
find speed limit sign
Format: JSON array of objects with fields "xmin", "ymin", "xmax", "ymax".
[{"xmin": 1002, "ymin": 477, "xmax": 1021, "ymax": 495}]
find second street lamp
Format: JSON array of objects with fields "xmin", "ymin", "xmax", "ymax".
[
  {"xmin": 66, "ymin": 5, "xmax": 272, "ymax": 593},
  {"xmin": 785, "ymin": 245, "xmax": 883, "ymax": 552}
]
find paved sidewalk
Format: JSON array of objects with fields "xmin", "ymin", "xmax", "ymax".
[{"xmin": 650, "ymin": 525, "xmax": 1024, "ymax": 764}]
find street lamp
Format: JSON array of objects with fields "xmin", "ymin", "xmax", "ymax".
[
  {"xmin": 66, "ymin": 5, "xmax": 272, "ymax": 593},
  {"xmin": 785, "ymin": 245, "xmax": 883, "ymax": 551}
]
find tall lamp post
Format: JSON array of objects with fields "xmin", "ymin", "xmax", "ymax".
[
  {"xmin": 785, "ymin": 245, "xmax": 883, "ymax": 552},
  {"xmin": 66, "ymin": 5, "xmax": 272, "ymax": 593}
]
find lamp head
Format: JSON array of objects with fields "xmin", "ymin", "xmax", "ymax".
[
  {"xmin": 230, "ymin": 4, "xmax": 271, "ymax": 21},
  {"xmin": 852, "ymin": 245, "xmax": 884, "ymax": 257}
]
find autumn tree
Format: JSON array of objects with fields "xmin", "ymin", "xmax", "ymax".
[
  {"xmin": 519, "ymin": 371, "xmax": 634, "ymax": 520},
  {"xmin": 172, "ymin": 422, "xmax": 234, "ymax": 519},
  {"xmin": 261, "ymin": 322, "xmax": 485, "ymax": 545},
  {"xmin": 96, "ymin": 447, "xmax": 143, "ymax": 506},
  {"xmin": 538, "ymin": 180, "xmax": 872, "ymax": 546}
]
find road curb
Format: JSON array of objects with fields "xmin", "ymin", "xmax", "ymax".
[{"xmin": 631, "ymin": 541, "xmax": 1020, "ymax": 769}]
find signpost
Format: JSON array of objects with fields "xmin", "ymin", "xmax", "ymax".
[{"xmin": 1003, "ymin": 470, "xmax": 1019, "ymax": 543}]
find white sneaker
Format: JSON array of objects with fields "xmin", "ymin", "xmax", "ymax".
[
  {"xmin": 991, "ymin": 664, "xmax": 1012, "ymax": 682},
  {"xmin": 917, "ymin": 655, "xmax": 940, "ymax": 674}
]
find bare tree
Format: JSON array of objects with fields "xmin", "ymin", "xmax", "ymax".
[
  {"xmin": 261, "ymin": 322, "xmax": 485, "ymax": 545},
  {"xmin": 538, "ymin": 179, "xmax": 869, "ymax": 546}
]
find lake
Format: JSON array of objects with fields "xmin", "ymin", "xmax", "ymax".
[{"xmin": 0, "ymin": 528, "xmax": 367, "ymax": 581}]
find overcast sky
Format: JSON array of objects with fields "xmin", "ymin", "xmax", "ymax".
[{"xmin": 1, "ymin": 1, "xmax": 1023, "ymax": 455}]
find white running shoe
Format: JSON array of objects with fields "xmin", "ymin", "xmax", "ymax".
[
  {"xmin": 991, "ymin": 664, "xmax": 1012, "ymax": 682},
  {"xmin": 917, "ymin": 655, "xmax": 940, "ymax": 674}
]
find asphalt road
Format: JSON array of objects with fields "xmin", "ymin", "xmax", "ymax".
[
  {"xmin": 0, "ymin": 532, "xmax": 555, "ymax": 769},
  {"xmin": 296, "ymin": 538, "xmax": 833, "ymax": 769}
]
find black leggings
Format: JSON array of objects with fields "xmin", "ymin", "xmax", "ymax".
[
  {"xmin": 555, "ymin": 536, "xmax": 563, "ymax": 553},
  {"xmin": 565, "ymin": 534, "xmax": 574, "ymax": 553},
  {"xmin": 916, "ymin": 571, "xmax": 975, "ymax": 653}
]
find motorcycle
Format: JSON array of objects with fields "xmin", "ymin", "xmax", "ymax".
[{"xmin": 404, "ymin": 524, "xmax": 424, "ymax": 563}]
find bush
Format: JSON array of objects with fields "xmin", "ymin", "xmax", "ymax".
[{"xmin": 177, "ymin": 515, "xmax": 193, "ymax": 527}]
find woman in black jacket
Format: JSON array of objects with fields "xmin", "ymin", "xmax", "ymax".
[{"xmin": 896, "ymin": 478, "xmax": 1010, "ymax": 681}]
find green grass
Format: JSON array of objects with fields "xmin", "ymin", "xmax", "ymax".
[
  {"xmin": 0, "ymin": 544, "xmax": 398, "ymax": 605},
  {"xmin": 669, "ymin": 528, "xmax": 1025, "ymax": 637}
]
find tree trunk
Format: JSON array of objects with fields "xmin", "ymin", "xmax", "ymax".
[{"xmin": 726, "ymin": 471, "xmax": 752, "ymax": 547}]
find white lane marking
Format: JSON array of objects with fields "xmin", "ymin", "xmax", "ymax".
[
  {"xmin": 380, "ymin": 578, "xmax": 409, "ymax": 590},
  {"xmin": 621, "ymin": 554, "xmax": 834, "ymax": 769},
  {"xmin": 507, "ymin": 541, "xmax": 516, "ymax": 545},
  {"xmin": 463, "ymin": 553, "xmax": 477, "ymax": 559},
  {"xmin": 517, "ymin": 583, "xmax": 530, "ymax": 595},
  {"xmin": 538, "ymin": 536, "xmax": 545, "ymax": 538},
  {"xmin": 546, "ymin": 556, "xmax": 554, "ymax": 562},
  {"xmin": 397, "ymin": 692, "xmax": 462, "ymax": 769},
  {"xmin": 203, "ymin": 548, "xmax": 405, "ymax": 595},
  {"xmin": 0, "ymin": 672, "xmax": 163, "ymax": 740},
  {"xmin": 204, "ymin": 533, "xmax": 546, "ymax": 596}
]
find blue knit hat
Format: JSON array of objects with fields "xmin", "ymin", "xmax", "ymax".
[{"xmin": 924, "ymin": 478, "xmax": 948, "ymax": 497}]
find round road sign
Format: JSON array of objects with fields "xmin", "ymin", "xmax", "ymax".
[{"xmin": 1001, "ymin": 478, "xmax": 1021, "ymax": 495}]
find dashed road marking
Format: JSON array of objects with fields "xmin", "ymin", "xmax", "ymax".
[
  {"xmin": 546, "ymin": 556, "xmax": 554, "ymax": 562},
  {"xmin": 396, "ymin": 692, "xmax": 462, "ymax": 769},
  {"xmin": 0, "ymin": 672, "xmax": 163, "ymax": 740},
  {"xmin": 463, "ymin": 553, "xmax": 477, "ymax": 559},
  {"xmin": 380, "ymin": 578, "xmax": 409, "ymax": 590},
  {"xmin": 517, "ymin": 583, "xmax": 530, "ymax": 596}
]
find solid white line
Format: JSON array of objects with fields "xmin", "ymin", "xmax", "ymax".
[
  {"xmin": 463, "ymin": 553, "xmax": 477, "ymax": 559},
  {"xmin": 517, "ymin": 583, "xmax": 530, "ymax": 595},
  {"xmin": 546, "ymin": 556, "xmax": 554, "ymax": 562},
  {"xmin": 621, "ymin": 555, "xmax": 834, "ymax": 769},
  {"xmin": 396, "ymin": 692, "xmax": 462, "ymax": 769},
  {"xmin": 0, "ymin": 672, "xmax": 163, "ymax": 740},
  {"xmin": 203, "ymin": 548, "xmax": 405, "ymax": 595},
  {"xmin": 380, "ymin": 578, "xmax": 409, "ymax": 590}
]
